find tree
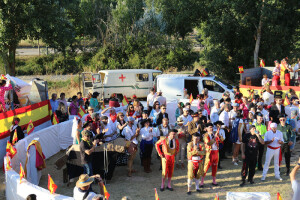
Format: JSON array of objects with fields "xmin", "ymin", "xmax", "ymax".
[
  {"xmin": 199, "ymin": 0, "xmax": 300, "ymax": 81},
  {"xmin": 0, "ymin": 0, "xmax": 78, "ymax": 75}
]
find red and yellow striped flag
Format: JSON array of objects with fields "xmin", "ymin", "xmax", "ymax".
[
  {"xmin": 5, "ymin": 154, "xmax": 12, "ymax": 171},
  {"xmin": 48, "ymin": 174, "xmax": 57, "ymax": 194},
  {"xmin": 122, "ymin": 95, "xmax": 129, "ymax": 106},
  {"xmin": 260, "ymin": 59, "xmax": 265, "ymax": 67},
  {"xmin": 6, "ymin": 141, "xmax": 17, "ymax": 158},
  {"xmin": 214, "ymin": 193, "xmax": 219, "ymax": 200},
  {"xmin": 27, "ymin": 120, "xmax": 34, "ymax": 135},
  {"xmin": 201, "ymin": 69, "xmax": 208, "ymax": 76},
  {"xmin": 78, "ymin": 106, "xmax": 86, "ymax": 118},
  {"xmin": 12, "ymin": 129, "xmax": 18, "ymax": 145},
  {"xmin": 189, "ymin": 93, "xmax": 193, "ymax": 104},
  {"xmin": 238, "ymin": 66, "xmax": 244, "ymax": 73},
  {"xmin": 277, "ymin": 192, "xmax": 282, "ymax": 200},
  {"xmin": 52, "ymin": 112, "xmax": 59, "ymax": 125},
  {"xmin": 103, "ymin": 184, "xmax": 110, "ymax": 199},
  {"xmin": 20, "ymin": 163, "xmax": 25, "ymax": 183},
  {"xmin": 155, "ymin": 188, "xmax": 159, "ymax": 200}
]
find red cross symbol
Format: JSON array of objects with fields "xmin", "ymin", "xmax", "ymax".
[{"xmin": 119, "ymin": 74, "xmax": 126, "ymax": 82}]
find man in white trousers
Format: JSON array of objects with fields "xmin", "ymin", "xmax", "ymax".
[{"xmin": 261, "ymin": 123, "xmax": 284, "ymax": 181}]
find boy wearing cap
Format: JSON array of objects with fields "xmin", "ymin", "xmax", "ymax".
[
  {"xmin": 156, "ymin": 129, "xmax": 179, "ymax": 191},
  {"xmin": 201, "ymin": 123, "xmax": 224, "ymax": 187},
  {"xmin": 186, "ymin": 133, "xmax": 206, "ymax": 195},
  {"xmin": 261, "ymin": 123, "xmax": 284, "ymax": 181},
  {"xmin": 240, "ymin": 125, "xmax": 264, "ymax": 186},
  {"xmin": 277, "ymin": 114, "xmax": 293, "ymax": 176},
  {"xmin": 80, "ymin": 130, "xmax": 99, "ymax": 176},
  {"xmin": 73, "ymin": 174, "xmax": 104, "ymax": 200},
  {"xmin": 254, "ymin": 112, "xmax": 267, "ymax": 171},
  {"xmin": 85, "ymin": 106, "xmax": 94, "ymax": 122},
  {"xmin": 175, "ymin": 117, "xmax": 188, "ymax": 169}
]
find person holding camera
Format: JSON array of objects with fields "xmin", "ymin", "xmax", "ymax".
[{"xmin": 73, "ymin": 174, "xmax": 104, "ymax": 200}]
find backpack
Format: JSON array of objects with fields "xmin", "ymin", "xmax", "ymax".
[{"xmin": 230, "ymin": 119, "xmax": 240, "ymax": 143}]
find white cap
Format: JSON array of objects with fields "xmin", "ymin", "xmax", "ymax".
[{"xmin": 270, "ymin": 123, "xmax": 277, "ymax": 128}]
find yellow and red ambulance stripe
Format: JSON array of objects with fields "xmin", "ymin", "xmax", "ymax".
[{"xmin": 0, "ymin": 100, "xmax": 51, "ymax": 139}]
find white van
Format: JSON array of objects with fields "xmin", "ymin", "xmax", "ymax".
[
  {"xmin": 155, "ymin": 74, "xmax": 234, "ymax": 100},
  {"xmin": 82, "ymin": 69, "xmax": 162, "ymax": 99}
]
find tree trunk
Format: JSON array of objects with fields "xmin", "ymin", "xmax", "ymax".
[
  {"xmin": 254, "ymin": 1, "xmax": 264, "ymax": 68},
  {"xmin": 7, "ymin": 47, "xmax": 16, "ymax": 76}
]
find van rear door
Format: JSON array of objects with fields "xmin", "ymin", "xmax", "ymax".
[
  {"xmin": 158, "ymin": 78, "xmax": 184, "ymax": 100},
  {"xmin": 135, "ymin": 73, "xmax": 151, "ymax": 98}
]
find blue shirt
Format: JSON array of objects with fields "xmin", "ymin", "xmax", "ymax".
[
  {"xmin": 50, "ymin": 99, "xmax": 59, "ymax": 113},
  {"xmin": 292, "ymin": 180, "xmax": 300, "ymax": 200}
]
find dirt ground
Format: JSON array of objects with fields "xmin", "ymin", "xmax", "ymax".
[{"xmin": 1, "ymin": 146, "xmax": 298, "ymax": 200}]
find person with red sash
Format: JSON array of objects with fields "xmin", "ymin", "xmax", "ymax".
[
  {"xmin": 261, "ymin": 123, "xmax": 284, "ymax": 181},
  {"xmin": 156, "ymin": 129, "xmax": 179, "ymax": 191},
  {"xmin": 201, "ymin": 123, "xmax": 224, "ymax": 187},
  {"xmin": 186, "ymin": 133, "xmax": 206, "ymax": 195}
]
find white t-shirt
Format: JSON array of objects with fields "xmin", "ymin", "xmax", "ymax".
[
  {"xmin": 210, "ymin": 107, "xmax": 220, "ymax": 124},
  {"xmin": 264, "ymin": 130, "xmax": 283, "ymax": 148},
  {"xmin": 122, "ymin": 125, "xmax": 138, "ymax": 144},
  {"xmin": 140, "ymin": 127, "xmax": 158, "ymax": 141},
  {"xmin": 229, "ymin": 110, "xmax": 237, "ymax": 126},
  {"xmin": 219, "ymin": 110, "xmax": 229, "ymax": 127},
  {"xmin": 180, "ymin": 114, "xmax": 192, "ymax": 126},
  {"xmin": 262, "ymin": 91, "xmax": 274, "ymax": 106},
  {"xmin": 147, "ymin": 93, "xmax": 157, "ymax": 107},
  {"xmin": 294, "ymin": 64, "xmax": 300, "ymax": 79},
  {"xmin": 261, "ymin": 78, "xmax": 270, "ymax": 86},
  {"xmin": 73, "ymin": 187, "xmax": 97, "ymax": 200}
]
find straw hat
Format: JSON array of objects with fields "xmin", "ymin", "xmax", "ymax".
[{"xmin": 76, "ymin": 174, "xmax": 94, "ymax": 188}]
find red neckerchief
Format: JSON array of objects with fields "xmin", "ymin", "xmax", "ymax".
[{"xmin": 110, "ymin": 113, "xmax": 117, "ymax": 123}]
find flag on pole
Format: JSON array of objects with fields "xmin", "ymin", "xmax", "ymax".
[
  {"xmin": 238, "ymin": 66, "xmax": 244, "ymax": 73},
  {"xmin": 5, "ymin": 154, "xmax": 12, "ymax": 171},
  {"xmin": 6, "ymin": 141, "xmax": 17, "ymax": 158},
  {"xmin": 122, "ymin": 95, "xmax": 129, "ymax": 106},
  {"xmin": 189, "ymin": 94, "xmax": 193, "ymax": 104},
  {"xmin": 27, "ymin": 120, "xmax": 34, "ymax": 135},
  {"xmin": 260, "ymin": 59, "xmax": 265, "ymax": 67},
  {"xmin": 103, "ymin": 184, "xmax": 110, "ymax": 199},
  {"xmin": 20, "ymin": 163, "xmax": 25, "ymax": 183},
  {"xmin": 101, "ymin": 103, "xmax": 105, "ymax": 110},
  {"xmin": 48, "ymin": 174, "xmax": 57, "ymax": 194},
  {"xmin": 201, "ymin": 69, "xmax": 208, "ymax": 76},
  {"xmin": 277, "ymin": 192, "xmax": 282, "ymax": 200},
  {"xmin": 78, "ymin": 106, "xmax": 86, "ymax": 118},
  {"xmin": 12, "ymin": 129, "xmax": 18, "ymax": 145},
  {"xmin": 155, "ymin": 188, "xmax": 159, "ymax": 200},
  {"xmin": 52, "ymin": 112, "xmax": 59, "ymax": 125},
  {"xmin": 284, "ymin": 95, "xmax": 290, "ymax": 106},
  {"xmin": 214, "ymin": 193, "xmax": 219, "ymax": 200}
]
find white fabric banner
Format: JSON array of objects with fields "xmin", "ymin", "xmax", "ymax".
[{"xmin": 227, "ymin": 192, "xmax": 271, "ymax": 200}]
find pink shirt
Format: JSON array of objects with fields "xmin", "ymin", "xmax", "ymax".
[{"xmin": 69, "ymin": 102, "xmax": 78, "ymax": 115}]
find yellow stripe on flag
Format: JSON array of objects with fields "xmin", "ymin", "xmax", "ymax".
[{"xmin": 103, "ymin": 184, "xmax": 110, "ymax": 199}]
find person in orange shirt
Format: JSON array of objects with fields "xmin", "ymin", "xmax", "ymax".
[
  {"xmin": 156, "ymin": 129, "xmax": 179, "ymax": 191},
  {"xmin": 200, "ymin": 123, "xmax": 225, "ymax": 187}
]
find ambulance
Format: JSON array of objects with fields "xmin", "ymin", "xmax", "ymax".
[{"xmin": 81, "ymin": 69, "xmax": 162, "ymax": 100}]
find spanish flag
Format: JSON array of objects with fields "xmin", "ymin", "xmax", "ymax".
[
  {"xmin": 155, "ymin": 188, "xmax": 159, "ymax": 200},
  {"xmin": 201, "ymin": 69, "xmax": 208, "ymax": 76},
  {"xmin": 260, "ymin": 59, "xmax": 265, "ymax": 67},
  {"xmin": 5, "ymin": 154, "xmax": 12, "ymax": 171},
  {"xmin": 103, "ymin": 184, "xmax": 110, "ymax": 199},
  {"xmin": 27, "ymin": 120, "xmax": 34, "ymax": 135},
  {"xmin": 122, "ymin": 95, "xmax": 129, "ymax": 106},
  {"xmin": 101, "ymin": 103, "xmax": 105, "ymax": 110},
  {"xmin": 78, "ymin": 106, "xmax": 86, "ymax": 118},
  {"xmin": 214, "ymin": 193, "xmax": 219, "ymax": 200},
  {"xmin": 6, "ymin": 141, "xmax": 17, "ymax": 158},
  {"xmin": 48, "ymin": 174, "xmax": 57, "ymax": 194},
  {"xmin": 238, "ymin": 66, "xmax": 244, "ymax": 73},
  {"xmin": 284, "ymin": 95, "xmax": 290, "ymax": 106},
  {"xmin": 20, "ymin": 163, "xmax": 25, "ymax": 183},
  {"xmin": 277, "ymin": 192, "xmax": 282, "ymax": 200},
  {"xmin": 12, "ymin": 129, "xmax": 18, "ymax": 145},
  {"xmin": 189, "ymin": 93, "xmax": 193, "ymax": 104},
  {"xmin": 52, "ymin": 112, "xmax": 59, "ymax": 125}
]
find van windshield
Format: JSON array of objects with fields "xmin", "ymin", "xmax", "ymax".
[{"xmin": 214, "ymin": 76, "xmax": 233, "ymax": 89}]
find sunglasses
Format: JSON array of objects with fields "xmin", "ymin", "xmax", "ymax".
[
  {"xmin": 280, "ymin": 119, "xmax": 286, "ymax": 121},
  {"xmin": 120, "ymin": 115, "xmax": 124, "ymax": 117},
  {"xmin": 162, "ymin": 108, "xmax": 166, "ymax": 109}
]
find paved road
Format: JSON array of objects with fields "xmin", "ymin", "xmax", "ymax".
[{"xmin": 16, "ymin": 48, "xmax": 54, "ymax": 56}]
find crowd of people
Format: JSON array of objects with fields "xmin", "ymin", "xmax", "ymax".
[{"xmin": 44, "ymin": 85, "xmax": 299, "ymax": 199}]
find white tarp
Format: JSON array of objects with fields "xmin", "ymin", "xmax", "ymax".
[
  {"xmin": 5, "ymin": 156, "xmax": 74, "ymax": 200},
  {"xmin": 6, "ymin": 74, "xmax": 32, "ymax": 97},
  {"xmin": 26, "ymin": 143, "xmax": 42, "ymax": 185},
  {"xmin": 227, "ymin": 192, "xmax": 271, "ymax": 200}
]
